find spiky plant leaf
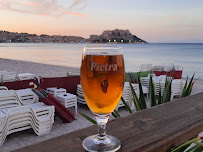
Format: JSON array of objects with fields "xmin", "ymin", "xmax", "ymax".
[
  {"xmin": 181, "ymin": 76, "xmax": 188, "ymax": 97},
  {"xmin": 185, "ymin": 140, "xmax": 203, "ymax": 152},
  {"xmin": 171, "ymin": 137, "xmax": 201, "ymax": 152},
  {"xmin": 114, "ymin": 110, "xmax": 120, "ymax": 117},
  {"xmin": 185, "ymin": 144, "xmax": 199, "ymax": 152},
  {"xmin": 184, "ymin": 73, "xmax": 195, "ymax": 97},
  {"xmin": 162, "ymin": 77, "xmax": 172, "ymax": 103},
  {"xmin": 149, "ymin": 75, "xmax": 156, "ymax": 107},
  {"xmin": 174, "ymin": 143, "xmax": 192, "ymax": 152},
  {"xmin": 137, "ymin": 72, "xmax": 147, "ymax": 109},
  {"xmin": 164, "ymin": 76, "xmax": 168, "ymax": 93},
  {"xmin": 79, "ymin": 112, "xmax": 97, "ymax": 124},
  {"xmin": 112, "ymin": 112, "xmax": 117, "ymax": 118},
  {"xmin": 121, "ymin": 96, "xmax": 132, "ymax": 113},
  {"xmin": 158, "ymin": 83, "xmax": 162, "ymax": 104},
  {"xmin": 129, "ymin": 82, "xmax": 141, "ymax": 111},
  {"xmin": 194, "ymin": 141, "xmax": 203, "ymax": 147}
]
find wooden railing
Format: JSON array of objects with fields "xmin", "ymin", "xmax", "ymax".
[{"xmin": 12, "ymin": 93, "xmax": 203, "ymax": 152}]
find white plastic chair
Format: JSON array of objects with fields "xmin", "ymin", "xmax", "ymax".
[
  {"xmin": 76, "ymin": 84, "xmax": 86, "ymax": 104},
  {"xmin": 171, "ymin": 79, "xmax": 184, "ymax": 100},
  {"xmin": 56, "ymin": 93, "xmax": 77, "ymax": 115},
  {"xmin": 46, "ymin": 87, "xmax": 66, "ymax": 97},
  {"xmin": 116, "ymin": 82, "xmax": 131, "ymax": 111},
  {"xmin": 153, "ymin": 81, "xmax": 165, "ymax": 96},
  {"xmin": 140, "ymin": 77, "xmax": 150, "ymax": 90}
]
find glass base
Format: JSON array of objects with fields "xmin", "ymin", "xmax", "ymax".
[{"xmin": 82, "ymin": 134, "xmax": 121, "ymax": 152}]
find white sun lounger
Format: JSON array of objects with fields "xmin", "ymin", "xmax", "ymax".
[{"xmin": 0, "ymin": 89, "xmax": 55, "ymax": 146}]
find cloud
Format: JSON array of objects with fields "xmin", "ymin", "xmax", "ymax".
[{"xmin": 0, "ymin": 0, "xmax": 86, "ymax": 18}]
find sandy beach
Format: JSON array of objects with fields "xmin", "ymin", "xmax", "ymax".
[{"xmin": 0, "ymin": 58, "xmax": 202, "ymax": 152}]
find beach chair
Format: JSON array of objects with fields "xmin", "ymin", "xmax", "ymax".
[
  {"xmin": 0, "ymin": 72, "xmax": 20, "ymax": 83},
  {"xmin": 0, "ymin": 90, "xmax": 21, "ymax": 109},
  {"xmin": 140, "ymin": 77, "xmax": 150, "ymax": 93},
  {"xmin": 171, "ymin": 79, "xmax": 184, "ymax": 100},
  {"xmin": 0, "ymin": 86, "xmax": 8, "ymax": 91},
  {"xmin": 18, "ymin": 73, "xmax": 35, "ymax": 81},
  {"xmin": 0, "ymin": 89, "xmax": 55, "ymax": 146},
  {"xmin": 46, "ymin": 87, "xmax": 66, "ymax": 97},
  {"xmin": 76, "ymin": 84, "xmax": 86, "ymax": 104},
  {"xmin": 15, "ymin": 89, "xmax": 38, "ymax": 105},
  {"xmin": 116, "ymin": 82, "xmax": 131, "ymax": 111},
  {"xmin": 56, "ymin": 93, "xmax": 77, "ymax": 115},
  {"xmin": 0, "ymin": 103, "xmax": 54, "ymax": 145},
  {"xmin": 153, "ymin": 81, "xmax": 165, "ymax": 96},
  {"xmin": 129, "ymin": 83, "xmax": 141, "ymax": 110}
]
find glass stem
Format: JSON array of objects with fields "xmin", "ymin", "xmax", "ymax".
[
  {"xmin": 97, "ymin": 123, "xmax": 106, "ymax": 140},
  {"xmin": 94, "ymin": 114, "xmax": 110, "ymax": 141}
]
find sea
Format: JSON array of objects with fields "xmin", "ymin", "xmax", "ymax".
[{"xmin": 0, "ymin": 43, "xmax": 202, "ymax": 79}]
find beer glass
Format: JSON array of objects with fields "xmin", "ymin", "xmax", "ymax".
[{"xmin": 81, "ymin": 46, "xmax": 125, "ymax": 151}]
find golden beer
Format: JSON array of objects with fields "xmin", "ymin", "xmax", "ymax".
[{"xmin": 81, "ymin": 54, "xmax": 125, "ymax": 114}]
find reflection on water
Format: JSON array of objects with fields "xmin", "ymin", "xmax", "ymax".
[{"xmin": 0, "ymin": 43, "xmax": 203, "ymax": 79}]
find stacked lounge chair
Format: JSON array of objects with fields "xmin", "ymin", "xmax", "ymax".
[
  {"xmin": 17, "ymin": 73, "xmax": 35, "ymax": 81},
  {"xmin": 0, "ymin": 71, "xmax": 35, "ymax": 83},
  {"xmin": 116, "ymin": 82, "xmax": 132, "ymax": 110},
  {"xmin": 76, "ymin": 84, "xmax": 86, "ymax": 104},
  {"xmin": 0, "ymin": 89, "xmax": 54, "ymax": 146},
  {"xmin": 16, "ymin": 89, "xmax": 39, "ymax": 105}
]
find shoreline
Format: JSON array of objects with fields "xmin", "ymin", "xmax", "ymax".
[{"xmin": 0, "ymin": 58, "xmax": 80, "ymax": 78}]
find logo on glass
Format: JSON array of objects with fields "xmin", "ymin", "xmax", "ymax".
[
  {"xmin": 91, "ymin": 62, "xmax": 117, "ymax": 71},
  {"xmin": 101, "ymin": 78, "xmax": 108, "ymax": 93}
]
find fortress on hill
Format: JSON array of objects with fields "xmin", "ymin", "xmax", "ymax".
[{"xmin": 89, "ymin": 29, "xmax": 147, "ymax": 43}]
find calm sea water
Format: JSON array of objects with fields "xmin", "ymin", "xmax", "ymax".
[{"xmin": 0, "ymin": 43, "xmax": 202, "ymax": 79}]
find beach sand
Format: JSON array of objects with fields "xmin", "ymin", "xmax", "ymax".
[
  {"xmin": 0, "ymin": 58, "xmax": 202, "ymax": 152},
  {"xmin": 0, "ymin": 58, "xmax": 80, "ymax": 78}
]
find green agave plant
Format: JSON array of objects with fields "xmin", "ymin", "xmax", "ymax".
[
  {"xmin": 79, "ymin": 72, "xmax": 198, "ymax": 152},
  {"xmin": 171, "ymin": 137, "xmax": 203, "ymax": 152}
]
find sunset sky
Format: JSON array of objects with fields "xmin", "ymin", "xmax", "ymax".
[{"xmin": 0, "ymin": 0, "xmax": 203, "ymax": 43}]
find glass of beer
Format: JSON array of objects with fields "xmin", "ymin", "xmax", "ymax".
[{"xmin": 81, "ymin": 46, "xmax": 125, "ymax": 151}]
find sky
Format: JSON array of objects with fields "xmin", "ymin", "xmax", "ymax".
[{"xmin": 0, "ymin": 0, "xmax": 203, "ymax": 43}]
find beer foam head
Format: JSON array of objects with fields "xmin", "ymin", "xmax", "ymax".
[{"xmin": 84, "ymin": 46, "xmax": 122, "ymax": 55}]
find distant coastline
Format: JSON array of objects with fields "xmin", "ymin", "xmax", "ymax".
[{"xmin": 0, "ymin": 29, "xmax": 147, "ymax": 44}]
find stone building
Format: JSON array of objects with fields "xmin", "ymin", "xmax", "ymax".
[{"xmin": 89, "ymin": 29, "xmax": 147, "ymax": 43}]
